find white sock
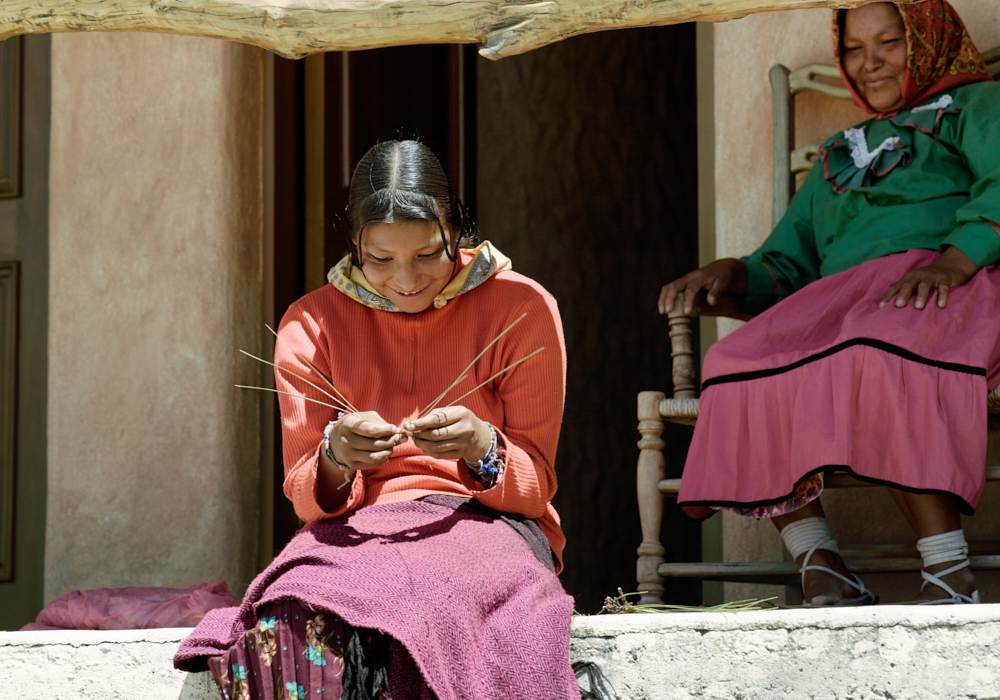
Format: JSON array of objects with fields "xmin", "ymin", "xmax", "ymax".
[
  {"xmin": 916, "ymin": 529, "xmax": 969, "ymax": 569},
  {"xmin": 780, "ymin": 517, "xmax": 839, "ymax": 561}
]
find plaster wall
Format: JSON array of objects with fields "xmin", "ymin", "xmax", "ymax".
[
  {"xmin": 45, "ymin": 34, "xmax": 266, "ymax": 602},
  {"xmin": 708, "ymin": 2, "xmax": 1000, "ymax": 602}
]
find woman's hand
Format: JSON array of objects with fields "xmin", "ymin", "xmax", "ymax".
[
  {"xmin": 658, "ymin": 258, "xmax": 749, "ymax": 316},
  {"xmin": 880, "ymin": 247, "xmax": 978, "ymax": 310},
  {"xmin": 402, "ymin": 407, "xmax": 493, "ymax": 462},
  {"xmin": 327, "ymin": 411, "xmax": 405, "ymax": 471}
]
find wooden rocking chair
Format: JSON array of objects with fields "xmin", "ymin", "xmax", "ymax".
[{"xmin": 637, "ymin": 48, "xmax": 1000, "ymax": 604}]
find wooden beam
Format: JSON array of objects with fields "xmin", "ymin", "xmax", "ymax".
[{"xmin": 0, "ymin": 0, "xmax": 918, "ymax": 61}]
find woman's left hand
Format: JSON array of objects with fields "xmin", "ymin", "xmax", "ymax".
[
  {"xmin": 403, "ymin": 407, "xmax": 494, "ymax": 462},
  {"xmin": 880, "ymin": 247, "xmax": 978, "ymax": 310}
]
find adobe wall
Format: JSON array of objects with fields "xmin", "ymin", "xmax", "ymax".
[
  {"xmin": 708, "ymin": 1, "xmax": 1000, "ymax": 602},
  {"xmin": 45, "ymin": 34, "xmax": 266, "ymax": 602}
]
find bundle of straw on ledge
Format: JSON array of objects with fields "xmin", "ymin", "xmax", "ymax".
[{"xmin": 600, "ymin": 588, "xmax": 778, "ymax": 614}]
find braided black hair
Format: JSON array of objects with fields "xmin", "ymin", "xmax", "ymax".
[{"xmin": 346, "ymin": 140, "xmax": 478, "ymax": 265}]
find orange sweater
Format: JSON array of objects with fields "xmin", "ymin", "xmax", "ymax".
[{"xmin": 275, "ymin": 260, "xmax": 568, "ymax": 568}]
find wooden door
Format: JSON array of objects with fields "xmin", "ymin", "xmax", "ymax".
[{"xmin": 0, "ymin": 35, "xmax": 50, "ymax": 630}]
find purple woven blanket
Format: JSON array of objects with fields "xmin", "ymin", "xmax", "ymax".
[{"xmin": 174, "ymin": 498, "xmax": 579, "ymax": 700}]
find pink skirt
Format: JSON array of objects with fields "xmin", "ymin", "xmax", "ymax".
[{"xmin": 678, "ymin": 249, "xmax": 1000, "ymax": 520}]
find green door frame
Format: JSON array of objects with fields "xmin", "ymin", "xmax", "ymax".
[{"xmin": 0, "ymin": 34, "xmax": 49, "ymax": 631}]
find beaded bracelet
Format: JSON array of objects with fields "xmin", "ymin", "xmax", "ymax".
[
  {"xmin": 464, "ymin": 424, "xmax": 505, "ymax": 489},
  {"xmin": 323, "ymin": 416, "xmax": 353, "ymax": 490}
]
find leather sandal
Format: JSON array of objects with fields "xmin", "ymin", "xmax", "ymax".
[
  {"xmin": 800, "ymin": 540, "xmax": 879, "ymax": 607},
  {"xmin": 917, "ymin": 560, "xmax": 980, "ymax": 605}
]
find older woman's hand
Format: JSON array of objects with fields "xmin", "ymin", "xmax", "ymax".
[
  {"xmin": 659, "ymin": 258, "xmax": 749, "ymax": 316},
  {"xmin": 328, "ymin": 411, "xmax": 405, "ymax": 471},
  {"xmin": 403, "ymin": 407, "xmax": 494, "ymax": 463},
  {"xmin": 880, "ymin": 247, "xmax": 978, "ymax": 310}
]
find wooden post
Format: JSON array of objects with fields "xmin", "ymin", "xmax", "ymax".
[
  {"xmin": 637, "ymin": 390, "xmax": 666, "ymax": 604},
  {"xmin": 668, "ymin": 293, "xmax": 696, "ymax": 400},
  {"xmin": 769, "ymin": 64, "xmax": 794, "ymax": 229}
]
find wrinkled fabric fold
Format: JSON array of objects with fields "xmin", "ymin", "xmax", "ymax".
[
  {"xmin": 175, "ymin": 499, "xmax": 578, "ymax": 700},
  {"xmin": 679, "ymin": 250, "xmax": 1000, "ymax": 520}
]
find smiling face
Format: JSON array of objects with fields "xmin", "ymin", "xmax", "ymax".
[
  {"xmin": 842, "ymin": 3, "xmax": 908, "ymax": 113},
  {"xmin": 358, "ymin": 219, "xmax": 456, "ymax": 313}
]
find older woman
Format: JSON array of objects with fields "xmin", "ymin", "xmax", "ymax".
[
  {"xmin": 661, "ymin": 0, "xmax": 1000, "ymax": 606},
  {"xmin": 175, "ymin": 140, "xmax": 580, "ymax": 699}
]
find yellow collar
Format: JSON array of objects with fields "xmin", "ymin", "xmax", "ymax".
[{"xmin": 327, "ymin": 241, "xmax": 512, "ymax": 312}]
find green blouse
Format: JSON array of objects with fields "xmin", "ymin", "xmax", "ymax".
[{"xmin": 741, "ymin": 81, "xmax": 1000, "ymax": 315}]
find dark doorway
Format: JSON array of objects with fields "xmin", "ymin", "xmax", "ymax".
[
  {"xmin": 476, "ymin": 26, "xmax": 701, "ymax": 610},
  {"xmin": 269, "ymin": 30, "xmax": 701, "ymax": 610}
]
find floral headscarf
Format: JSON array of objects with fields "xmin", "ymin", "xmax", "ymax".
[{"xmin": 833, "ymin": 0, "xmax": 991, "ymax": 116}]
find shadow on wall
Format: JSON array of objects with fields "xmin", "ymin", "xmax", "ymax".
[{"xmin": 476, "ymin": 24, "xmax": 702, "ymax": 611}]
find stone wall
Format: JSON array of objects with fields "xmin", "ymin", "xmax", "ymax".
[{"xmin": 45, "ymin": 34, "xmax": 267, "ymax": 602}]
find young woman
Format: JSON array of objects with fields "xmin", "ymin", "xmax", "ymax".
[
  {"xmin": 661, "ymin": 0, "xmax": 1000, "ymax": 606},
  {"xmin": 175, "ymin": 140, "xmax": 580, "ymax": 699}
]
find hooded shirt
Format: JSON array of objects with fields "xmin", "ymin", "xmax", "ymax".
[{"xmin": 274, "ymin": 243, "xmax": 569, "ymax": 569}]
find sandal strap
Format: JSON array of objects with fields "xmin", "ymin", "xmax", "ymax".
[
  {"xmin": 800, "ymin": 540, "xmax": 868, "ymax": 597},
  {"xmin": 802, "ymin": 564, "xmax": 868, "ymax": 595},
  {"xmin": 916, "ymin": 588, "xmax": 980, "ymax": 605},
  {"xmin": 919, "ymin": 559, "xmax": 980, "ymax": 604}
]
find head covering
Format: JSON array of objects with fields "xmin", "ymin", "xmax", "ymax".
[{"xmin": 833, "ymin": 0, "xmax": 991, "ymax": 116}]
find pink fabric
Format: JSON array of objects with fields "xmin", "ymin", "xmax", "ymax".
[
  {"xmin": 679, "ymin": 249, "xmax": 1000, "ymax": 520},
  {"xmin": 175, "ymin": 499, "xmax": 578, "ymax": 700},
  {"xmin": 21, "ymin": 582, "xmax": 239, "ymax": 631}
]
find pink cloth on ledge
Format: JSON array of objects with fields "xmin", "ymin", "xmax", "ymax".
[
  {"xmin": 679, "ymin": 249, "xmax": 1000, "ymax": 520},
  {"xmin": 21, "ymin": 581, "xmax": 239, "ymax": 631}
]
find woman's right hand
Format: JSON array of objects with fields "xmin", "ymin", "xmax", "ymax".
[
  {"xmin": 658, "ymin": 258, "xmax": 749, "ymax": 316},
  {"xmin": 326, "ymin": 411, "xmax": 405, "ymax": 471}
]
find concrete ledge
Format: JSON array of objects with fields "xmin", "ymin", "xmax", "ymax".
[
  {"xmin": 570, "ymin": 606, "xmax": 1000, "ymax": 700},
  {"xmin": 0, "ymin": 628, "xmax": 217, "ymax": 700},
  {"xmin": 4, "ymin": 606, "xmax": 1000, "ymax": 699}
]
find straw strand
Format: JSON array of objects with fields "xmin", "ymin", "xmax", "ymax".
[
  {"xmin": 419, "ymin": 313, "xmax": 528, "ymax": 418},
  {"xmin": 239, "ymin": 350, "xmax": 352, "ymax": 412},
  {"xmin": 265, "ymin": 323, "xmax": 359, "ymax": 413},
  {"xmin": 440, "ymin": 348, "xmax": 545, "ymax": 409},
  {"xmin": 235, "ymin": 385, "xmax": 348, "ymax": 412}
]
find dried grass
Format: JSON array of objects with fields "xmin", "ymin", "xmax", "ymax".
[{"xmin": 599, "ymin": 588, "xmax": 778, "ymax": 614}]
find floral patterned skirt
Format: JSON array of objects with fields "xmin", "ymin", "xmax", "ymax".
[{"xmin": 207, "ymin": 598, "xmax": 429, "ymax": 700}]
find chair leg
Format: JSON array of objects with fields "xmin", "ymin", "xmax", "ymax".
[{"xmin": 637, "ymin": 391, "xmax": 666, "ymax": 604}]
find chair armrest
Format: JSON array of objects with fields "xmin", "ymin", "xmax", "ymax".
[
  {"xmin": 666, "ymin": 292, "xmax": 755, "ymax": 399},
  {"xmin": 669, "ymin": 290, "xmax": 754, "ymax": 321}
]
